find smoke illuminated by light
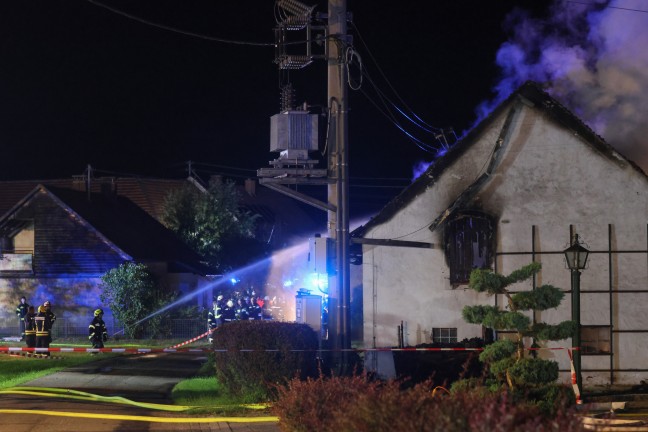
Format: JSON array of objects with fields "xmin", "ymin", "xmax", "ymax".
[
  {"xmin": 476, "ymin": 0, "xmax": 648, "ymax": 171},
  {"xmin": 410, "ymin": 1, "xmax": 648, "ymax": 183}
]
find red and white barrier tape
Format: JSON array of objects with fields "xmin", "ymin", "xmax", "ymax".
[
  {"xmin": 567, "ymin": 349, "xmax": 582, "ymax": 404},
  {"xmin": 166, "ymin": 328, "xmax": 214, "ymax": 349},
  {"xmin": 0, "ymin": 346, "xmax": 577, "ymax": 354}
]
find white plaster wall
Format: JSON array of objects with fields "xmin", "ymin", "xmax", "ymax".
[
  {"xmin": 362, "ymin": 112, "xmax": 509, "ymax": 349},
  {"xmin": 362, "ymin": 97, "xmax": 648, "ymax": 384}
]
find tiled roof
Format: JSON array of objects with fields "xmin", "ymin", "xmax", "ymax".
[
  {"xmin": 0, "ymin": 175, "xmax": 325, "ymax": 251},
  {"xmin": 0, "ymin": 177, "xmax": 187, "ymax": 221},
  {"xmin": 44, "ymin": 186, "xmax": 210, "ymax": 273}
]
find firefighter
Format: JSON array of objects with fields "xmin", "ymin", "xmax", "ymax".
[
  {"xmin": 235, "ymin": 298, "xmax": 249, "ymax": 321},
  {"xmin": 24, "ymin": 306, "xmax": 37, "ymax": 349},
  {"xmin": 34, "ymin": 305, "xmax": 52, "ymax": 357},
  {"xmin": 248, "ymin": 296, "xmax": 262, "ymax": 320},
  {"xmin": 222, "ymin": 299, "xmax": 236, "ymax": 323},
  {"xmin": 207, "ymin": 296, "xmax": 223, "ymax": 343},
  {"xmin": 43, "ymin": 300, "xmax": 56, "ymax": 323},
  {"xmin": 89, "ymin": 308, "xmax": 108, "ymax": 351},
  {"xmin": 43, "ymin": 300, "xmax": 56, "ymax": 344},
  {"xmin": 15, "ymin": 296, "xmax": 29, "ymax": 340}
]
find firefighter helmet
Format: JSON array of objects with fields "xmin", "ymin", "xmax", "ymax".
[
  {"xmin": 44, "ymin": 300, "xmax": 51, "ymax": 307},
  {"xmin": 94, "ymin": 309, "xmax": 104, "ymax": 317}
]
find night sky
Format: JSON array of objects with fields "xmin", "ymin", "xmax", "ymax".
[{"xmin": 0, "ymin": 1, "xmax": 557, "ymax": 211}]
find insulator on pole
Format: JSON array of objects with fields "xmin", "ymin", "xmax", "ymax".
[{"xmin": 280, "ymin": 84, "xmax": 296, "ymax": 112}]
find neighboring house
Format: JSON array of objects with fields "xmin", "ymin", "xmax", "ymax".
[
  {"xmin": 353, "ymin": 81, "xmax": 648, "ymax": 386},
  {"xmin": 0, "ymin": 176, "xmax": 189, "ymax": 224},
  {"xmin": 0, "ymin": 184, "xmax": 209, "ymax": 331},
  {"xmin": 0, "ymin": 174, "xmax": 323, "ymax": 333}
]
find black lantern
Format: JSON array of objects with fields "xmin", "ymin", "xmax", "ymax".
[
  {"xmin": 563, "ymin": 233, "xmax": 589, "ymax": 395},
  {"xmin": 564, "ymin": 234, "xmax": 589, "ymax": 270}
]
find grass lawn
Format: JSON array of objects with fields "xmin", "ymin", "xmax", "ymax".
[
  {"xmin": 169, "ymin": 353, "xmax": 273, "ymax": 415},
  {"xmin": 0, "ymin": 352, "xmax": 107, "ymax": 389},
  {"xmin": 0, "ymin": 339, "xmax": 270, "ymax": 414}
]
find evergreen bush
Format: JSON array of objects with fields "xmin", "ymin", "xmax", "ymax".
[{"xmin": 454, "ymin": 262, "xmax": 577, "ymax": 412}]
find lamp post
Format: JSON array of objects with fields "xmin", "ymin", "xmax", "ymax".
[{"xmin": 563, "ymin": 233, "xmax": 589, "ymax": 393}]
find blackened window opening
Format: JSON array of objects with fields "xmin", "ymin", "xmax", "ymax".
[{"xmin": 444, "ymin": 212, "xmax": 494, "ymax": 285}]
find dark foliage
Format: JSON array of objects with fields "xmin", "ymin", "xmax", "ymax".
[
  {"xmin": 211, "ymin": 320, "xmax": 319, "ymax": 400},
  {"xmin": 272, "ymin": 374, "xmax": 584, "ymax": 432}
]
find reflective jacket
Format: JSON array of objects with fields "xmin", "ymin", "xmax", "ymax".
[
  {"xmin": 25, "ymin": 312, "xmax": 37, "ymax": 336},
  {"xmin": 16, "ymin": 302, "xmax": 29, "ymax": 320},
  {"xmin": 34, "ymin": 312, "xmax": 52, "ymax": 337},
  {"xmin": 207, "ymin": 304, "xmax": 222, "ymax": 329},
  {"xmin": 89, "ymin": 317, "xmax": 108, "ymax": 342}
]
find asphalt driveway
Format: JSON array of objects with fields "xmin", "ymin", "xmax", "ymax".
[{"xmin": 0, "ymin": 352, "xmax": 280, "ymax": 432}]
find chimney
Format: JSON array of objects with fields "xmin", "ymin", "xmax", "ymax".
[
  {"xmin": 100, "ymin": 178, "xmax": 117, "ymax": 198},
  {"xmin": 245, "ymin": 178, "xmax": 256, "ymax": 197}
]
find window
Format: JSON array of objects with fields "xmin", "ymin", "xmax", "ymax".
[
  {"xmin": 432, "ymin": 327, "xmax": 457, "ymax": 344},
  {"xmin": 0, "ymin": 219, "xmax": 34, "ymax": 272},
  {"xmin": 581, "ymin": 326, "xmax": 611, "ymax": 354},
  {"xmin": 444, "ymin": 211, "xmax": 495, "ymax": 285}
]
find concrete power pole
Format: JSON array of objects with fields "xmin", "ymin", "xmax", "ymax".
[
  {"xmin": 258, "ymin": 0, "xmax": 352, "ymax": 372},
  {"xmin": 327, "ymin": 0, "xmax": 351, "ymax": 368}
]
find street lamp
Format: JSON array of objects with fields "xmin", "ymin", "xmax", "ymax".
[{"xmin": 563, "ymin": 233, "xmax": 589, "ymax": 393}]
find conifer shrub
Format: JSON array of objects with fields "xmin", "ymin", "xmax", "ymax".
[
  {"xmin": 211, "ymin": 320, "xmax": 318, "ymax": 401},
  {"xmin": 272, "ymin": 374, "xmax": 584, "ymax": 432},
  {"xmin": 455, "ymin": 262, "xmax": 577, "ymax": 412}
]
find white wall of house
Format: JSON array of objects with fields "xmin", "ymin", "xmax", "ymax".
[{"xmin": 361, "ymin": 95, "xmax": 648, "ymax": 386}]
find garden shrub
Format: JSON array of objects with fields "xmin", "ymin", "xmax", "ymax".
[
  {"xmin": 273, "ymin": 374, "xmax": 585, "ymax": 432},
  {"xmin": 211, "ymin": 320, "xmax": 319, "ymax": 401}
]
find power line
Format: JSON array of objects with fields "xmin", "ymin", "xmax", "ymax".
[
  {"xmin": 566, "ymin": 1, "xmax": 648, "ymax": 14},
  {"xmin": 86, "ymin": 0, "xmax": 275, "ymax": 46},
  {"xmin": 350, "ymin": 21, "xmax": 453, "ymax": 154}
]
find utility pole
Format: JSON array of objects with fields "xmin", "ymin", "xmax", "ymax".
[
  {"xmin": 258, "ymin": 0, "xmax": 352, "ymax": 372},
  {"xmin": 326, "ymin": 0, "xmax": 351, "ymax": 369}
]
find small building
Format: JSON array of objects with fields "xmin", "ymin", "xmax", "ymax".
[
  {"xmin": 354, "ymin": 81, "xmax": 648, "ymax": 386},
  {"xmin": 0, "ymin": 184, "xmax": 209, "ymax": 331}
]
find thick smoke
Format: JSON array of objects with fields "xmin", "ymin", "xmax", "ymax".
[{"xmin": 477, "ymin": 0, "xmax": 648, "ymax": 171}]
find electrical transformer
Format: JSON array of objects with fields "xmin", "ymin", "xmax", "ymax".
[{"xmin": 270, "ymin": 111, "xmax": 318, "ymax": 159}]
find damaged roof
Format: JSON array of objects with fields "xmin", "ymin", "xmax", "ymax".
[{"xmin": 352, "ymin": 81, "xmax": 648, "ymax": 238}]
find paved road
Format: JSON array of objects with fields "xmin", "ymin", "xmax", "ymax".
[{"xmin": 0, "ymin": 352, "xmax": 281, "ymax": 432}]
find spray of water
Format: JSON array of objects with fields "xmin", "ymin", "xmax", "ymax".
[
  {"xmin": 113, "ymin": 242, "xmax": 309, "ymax": 335},
  {"xmin": 113, "ymin": 216, "xmax": 372, "ymax": 337}
]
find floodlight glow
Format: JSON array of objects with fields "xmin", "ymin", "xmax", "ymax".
[{"xmin": 306, "ymin": 272, "xmax": 328, "ymax": 293}]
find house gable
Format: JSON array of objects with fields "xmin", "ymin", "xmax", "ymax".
[
  {"xmin": 355, "ymin": 81, "xmax": 648, "ymax": 238},
  {"xmin": 0, "ymin": 185, "xmax": 130, "ymax": 276}
]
